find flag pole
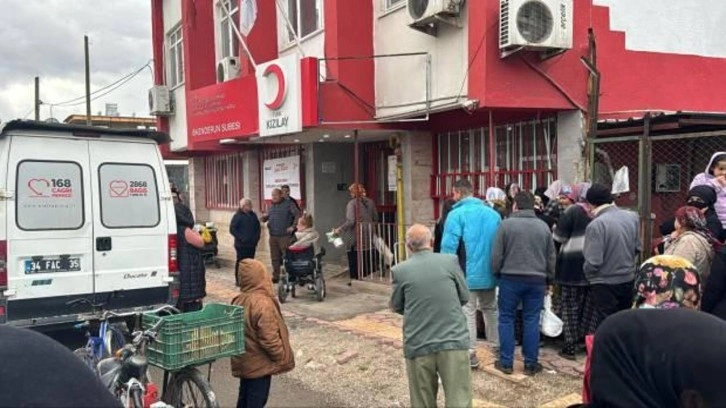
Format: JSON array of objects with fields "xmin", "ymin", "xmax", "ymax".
[
  {"xmin": 274, "ymin": 0, "xmax": 306, "ymax": 57},
  {"xmin": 221, "ymin": 0, "xmax": 257, "ymax": 69}
]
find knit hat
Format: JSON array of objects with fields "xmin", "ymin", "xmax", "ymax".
[{"xmin": 586, "ymin": 183, "xmax": 613, "ymax": 207}]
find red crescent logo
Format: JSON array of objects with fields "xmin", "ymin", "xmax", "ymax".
[{"xmin": 263, "ymin": 64, "xmax": 286, "ymax": 110}]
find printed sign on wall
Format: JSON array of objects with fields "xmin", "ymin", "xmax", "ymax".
[
  {"xmin": 263, "ymin": 155, "xmax": 301, "ymax": 200},
  {"xmin": 257, "ymin": 55, "xmax": 303, "ymax": 137}
]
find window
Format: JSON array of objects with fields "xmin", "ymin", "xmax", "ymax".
[
  {"xmin": 285, "ymin": 0, "xmax": 323, "ymax": 42},
  {"xmin": 16, "ymin": 161, "xmax": 84, "ymax": 231},
  {"xmin": 205, "ymin": 153, "xmax": 243, "ymax": 209},
  {"xmin": 99, "ymin": 164, "xmax": 160, "ymax": 228},
  {"xmin": 167, "ymin": 25, "xmax": 184, "ymax": 88},
  {"xmin": 385, "ymin": 0, "xmax": 405, "ymax": 10},
  {"xmin": 217, "ymin": 0, "xmax": 240, "ymax": 59}
]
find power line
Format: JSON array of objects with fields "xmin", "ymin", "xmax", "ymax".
[
  {"xmin": 45, "ymin": 61, "xmax": 152, "ymax": 107},
  {"xmin": 52, "ymin": 65, "xmax": 149, "ymax": 108}
]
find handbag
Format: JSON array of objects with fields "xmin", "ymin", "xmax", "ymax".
[{"xmin": 540, "ymin": 294, "xmax": 564, "ymax": 337}]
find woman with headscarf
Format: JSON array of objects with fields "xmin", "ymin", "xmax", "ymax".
[
  {"xmin": 660, "ymin": 185, "xmax": 724, "ymax": 241},
  {"xmin": 580, "ymin": 308, "xmax": 726, "ymax": 408},
  {"xmin": 633, "ymin": 255, "xmax": 702, "ymax": 310},
  {"xmin": 485, "ymin": 187, "xmax": 508, "ymax": 219},
  {"xmin": 335, "ymin": 183, "xmax": 379, "ymax": 281},
  {"xmin": 173, "ymin": 189, "xmax": 206, "ymax": 312},
  {"xmin": 553, "ymin": 183, "xmax": 594, "ymax": 360},
  {"xmin": 663, "ymin": 206, "xmax": 717, "ymax": 280},
  {"xmin": 542, "ymin": 180, "xmax": 567, "ymax": 226},
  {"xmin": 503, "ymin": 182, "xmax": 521, "ymax": 217}
]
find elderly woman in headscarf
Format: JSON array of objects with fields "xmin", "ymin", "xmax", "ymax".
[
  {"xmin": 663, "ymin": 206, "xmax": 718, "ymax": 280},
  {"xmin": 660, "ymin": 185, "xmax": 724, "ymax": 241},
  {"xmin": 485, "ymin": 187, "xmax": 507, "ymax": 219},
  {"xmin": 553, "ymin": 183, "xmax": 593, "ymax": 360},
  {"xmin": 542, "ymin": 180, "xmax": 567, "ymax": 226},
  {"xmin": 633, "ymin": 255, "xmax": 702, "ymax": 310}
]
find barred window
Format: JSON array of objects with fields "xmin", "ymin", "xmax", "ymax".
[{"xmin": 205, "ymin": 153, "xmax": 243, "ymax": 209}]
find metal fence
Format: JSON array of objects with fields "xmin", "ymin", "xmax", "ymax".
[
  {"xmin": 355, "ymin": 222, "xmax": 422, "ymax": 284},
  {"xmin": 590, "ymin": 129, "xmax": 726, "ymax": 257}
]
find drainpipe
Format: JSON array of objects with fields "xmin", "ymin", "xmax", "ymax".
[{"xmin": 393, "ymin": 138, "xmax": 405, "ymax": 263}]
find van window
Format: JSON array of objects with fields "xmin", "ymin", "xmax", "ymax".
[
  {"xmin": 16, "ymin": 160, "xmax": 85, "ymax": 230},
  {"xmin": 99, "ymin": 163, "xmax": 160, "ymax": 228}
]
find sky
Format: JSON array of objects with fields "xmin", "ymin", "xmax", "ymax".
[{"xmin": 0, "ymin": 0, "xmax": 153, "ymax": 123}]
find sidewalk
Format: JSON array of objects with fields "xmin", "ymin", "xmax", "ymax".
[{"xmin": 206, "ymin": 261, "xmax": 585, "ymax": 407}]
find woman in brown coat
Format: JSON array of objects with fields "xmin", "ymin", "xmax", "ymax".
[{"xmin": 232, "ymin": 259, "xmax": 295, "ymax": 408}]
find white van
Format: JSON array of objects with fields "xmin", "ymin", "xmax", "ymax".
[{"xmin": 0, "ymin": 120, "xmax": 179, "ymax": 328}]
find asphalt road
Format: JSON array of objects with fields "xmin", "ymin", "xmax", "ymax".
[{"xmin": 44, "ymin": 328, "xmax": 334, "ymax": 408}]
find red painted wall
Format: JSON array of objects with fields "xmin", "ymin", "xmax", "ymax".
[{"xmin": 467, "ymin": 1, "xmax": 726, "ymax": 116}]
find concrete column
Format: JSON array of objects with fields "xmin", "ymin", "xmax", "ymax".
[
  {"xmin": 242, "ymin": 149, "xmax": 261, "ymax": 211},
  {"xmin": 188, "ymin": 157, "xmax": 209, "ymax": 222},
  {"xmin": 401, "ymin": 131, "xmax": 435, "ymax": 227},
  {"xmin": 556, "ymin": 110, "xmax": 586, "ymax": 184}
]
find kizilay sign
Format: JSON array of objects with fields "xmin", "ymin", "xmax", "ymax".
[{"xmin": 257, "ymin": 55, "xmax": 302, "ymax": 137}]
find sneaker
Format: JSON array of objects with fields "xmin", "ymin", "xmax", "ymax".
[
  {"xmin": 558, "ymin": 349, "xmax": 577, "ymax": 361},
  {"xmin": 494, "ymin": 361, "xmax": 513, "ymax": 375},
  {"xmin": 524, "ymin": 363, "xmax": 543, "ymax": 376},
  {"xmin": 469, "ymin": 353, "xmax": 481, "ymax": 369}
]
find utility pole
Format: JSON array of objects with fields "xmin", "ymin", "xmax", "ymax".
[
  {"xmin": 34, "ymin": 76, "xmax": 40, "ymax": 120},
  {"xmin": 84, "ymin": 35, "xmax": 91, "ymax": 125}
]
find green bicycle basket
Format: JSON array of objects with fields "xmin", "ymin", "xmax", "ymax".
[{"xmin": 142, "ymin": 304, "xmax": 245, "ymax": 371}]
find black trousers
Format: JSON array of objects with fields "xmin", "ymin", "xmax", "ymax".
[
  {"xmin": 590, "ymin": 281, "xmax": 634, "ymax": 333},
  {"xmin": 235, "ymin": 247, "xmax": 257, "ymax": 286},
  {"xmin": 178, "ymin": 300, "xmax": 203, "ymax": 313},
  {"xmin": 237, "ymin": 376, "xmax": 271, "ymax": 408},
  {"xmin": 346, "ymin": 249, "xmax": 377, "ymax": 280}
]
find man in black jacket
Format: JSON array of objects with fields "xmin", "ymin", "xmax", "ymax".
[{"xmin": 230, "ymin": 198, "xmax": 261, "ymax": 286}]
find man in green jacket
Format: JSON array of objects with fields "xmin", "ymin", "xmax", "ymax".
[{"xmin": 391, "ymin": 224, "xmax": 472, "ymax": 408}]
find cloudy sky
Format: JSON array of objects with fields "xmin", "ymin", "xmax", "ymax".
[{"xmin": 0, "ymin": 0, "xmax": 153, "ymax": 123}]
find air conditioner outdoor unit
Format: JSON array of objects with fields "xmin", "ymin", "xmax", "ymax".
[
  {"xmin": 407, "ymin": 0, "xmax": 463, "ymax": 35},
  {"xmin": 217, "ymin": 56, "xmax": 241, "ymax": 82},
  {"xmin": 499, "ymin": 0, "xmax": 573, "ymax": 55},
  {"xmin": 148, "ymin": 85, "xmax": 173, "ymax": 116}
]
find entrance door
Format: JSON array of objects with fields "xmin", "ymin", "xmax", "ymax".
[
  {"xmin": 88, "ymin": 140, "xmax": 169, "ymax": 307},
  {"xmin": 7, "ymin": 136, "xmax": 94, "ymax": 319}
]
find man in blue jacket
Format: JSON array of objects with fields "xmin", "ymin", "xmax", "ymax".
[{"xmin": 441, "ymin": 179, "xmax": 502, "ymax": 368}]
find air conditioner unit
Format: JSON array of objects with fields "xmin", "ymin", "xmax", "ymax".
[
  {"xmin": 499, "ymin": 0, "xmax": 573, "ymax": 54},
  {"xmin": 217, "ymin": 56, "xmax": 241, "ymax": 82},
  {"xmin": 407, "ymin": 0, "xmax": 463, "ymax": 34},
  {"xmin": 148, "ymin": 85, "xmax": 173, "ymax": 116}
]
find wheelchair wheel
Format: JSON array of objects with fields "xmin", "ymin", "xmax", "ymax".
[
  {"xmin": 315, "ymin": 274, "xmax": 326, "ymax": 302},
  {"xmin": 278, "ymin": 275, "xmax": 288, "ymax": 304}
]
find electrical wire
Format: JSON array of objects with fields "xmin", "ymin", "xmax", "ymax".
[
  {"xmin": 455, "ymin": 26, "xmax": 487, "ymax": 101},
  {"xmin": 45, "ymin": 61, "xmax": 152, "ymax": 107}
]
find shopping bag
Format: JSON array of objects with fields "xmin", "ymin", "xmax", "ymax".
[
  {"xmin": 540, "ymin": 294, "xmax": 563, "ymax": 337},
  {"xmin": 374, "ymin": 235, "xmax": 394, "ymax": 267}
]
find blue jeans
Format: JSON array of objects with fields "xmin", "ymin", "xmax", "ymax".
[{"xmin": 497, "ymin": 278, "xmax": 545, "ymax": 367}]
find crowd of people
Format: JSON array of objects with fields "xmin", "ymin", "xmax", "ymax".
[{"xmin": 392, "ymin": 150, "xmax": 726, "ymax": 407}]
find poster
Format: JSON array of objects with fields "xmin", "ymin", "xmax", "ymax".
[
  {"xmin": 388, "ymin": 155, "xmax": 398, "ymax": 192},
  {"xmin": 263, "ymin": 155, "xmax": 301, "ymax": 199}
]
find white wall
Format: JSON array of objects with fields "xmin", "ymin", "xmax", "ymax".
[
  {"xmin": 594, "ymin": 0, "xmax": 726, "ymax": 58},
  {"xmin": 374, "ymin": 2, "xmax": 468, "ymax": 118},
  {"xmin": 277, "ymin": 5, "xmax": 327, "ymax": 79},
  {"xmin": 163, "ymin": 0, "xmax": 188, "ymax": 151}
]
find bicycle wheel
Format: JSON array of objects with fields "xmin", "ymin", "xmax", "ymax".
[
  {"xmin": 167, "ymin": 367, "xmax": 219, "ymax": 408},
  {"xmin": 103, "ymin": 324, "xmax": 127, "ymax": 357}
]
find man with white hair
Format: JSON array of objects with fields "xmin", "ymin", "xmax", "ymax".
[
  {"xmin": 391, "ymin": 224, "xmax": 472, "ymax": 408},
  {"xmin": 230, "ymin": 198, "xmax": 261, "ymax": 286}
]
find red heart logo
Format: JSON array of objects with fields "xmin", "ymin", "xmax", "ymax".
[
  {"xmin": 109, "ymin": 180, "xmax": 129, "ymax": 197},
  {"xmin": 28, "ymin": 178, "xmax": 50, "ymax": 196}
]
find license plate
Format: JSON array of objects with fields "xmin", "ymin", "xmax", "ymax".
[{"xmin": 25, "ymin": 258, "xmax": 81, "ymax": 274}]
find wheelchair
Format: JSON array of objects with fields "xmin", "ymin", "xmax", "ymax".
[{"xmin": 278, "ymin": 246, "xmax": 326, "ymax": 303}]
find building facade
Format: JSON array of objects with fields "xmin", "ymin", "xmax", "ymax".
[{"xmin": 150, "ymin": 0, "xmax": 726, "ymax": 268}]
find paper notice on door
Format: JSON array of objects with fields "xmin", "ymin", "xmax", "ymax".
[{"xmin": 611, "ymin": 166, "xmax": 630, "ymax": 195}]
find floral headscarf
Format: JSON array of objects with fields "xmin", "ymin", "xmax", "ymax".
[
  {"xmin": 544, "ymin": 180, "xmax": 563, "ymax": 201},
  {"xmin": 634, "ymin": 255, "xmax": 701, "ymax": 310},
  {"xmin": 674, "ymin": 205, "xmax": 719, "ymax": 249}
]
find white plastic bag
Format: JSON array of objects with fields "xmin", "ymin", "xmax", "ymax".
[
  {"xmin": 374, "ymin": 235, "xmax": 394, "ymax": 267},
  {"xmin": 540, "ymin": 294, "xmax": 563, "ymax": 338}
]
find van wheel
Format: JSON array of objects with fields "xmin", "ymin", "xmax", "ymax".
[{"xmin": 278, "ymin": 279, "xmax": 288, "ymax": 304}]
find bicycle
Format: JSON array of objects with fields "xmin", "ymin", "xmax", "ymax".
[
  {"xmin": 68, "ymin": 298, "xmax": 127, "ymax": 373},
  {"xmin": 83, "ymin": 303, "xmax": 243, "ymax": 408}
]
